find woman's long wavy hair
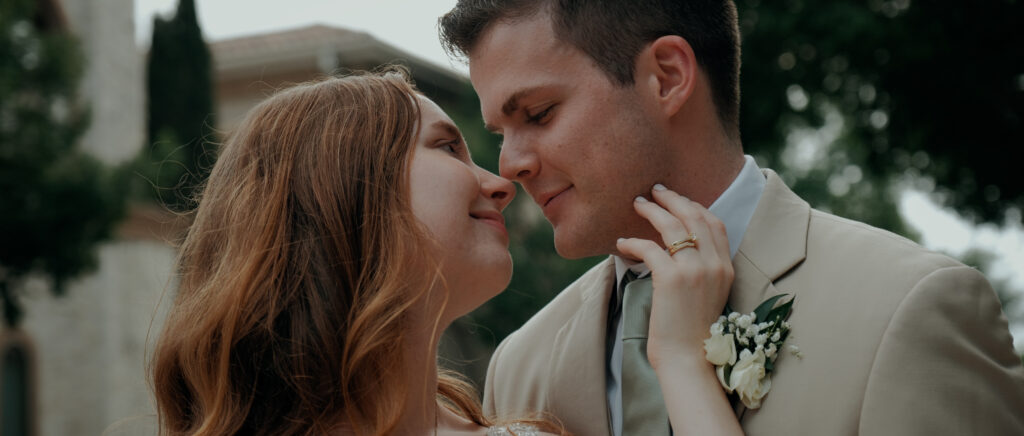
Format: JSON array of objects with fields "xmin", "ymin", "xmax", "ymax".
[{"xmin": 150, "ymin": 71, "xmax": 510, "ymax": 435}]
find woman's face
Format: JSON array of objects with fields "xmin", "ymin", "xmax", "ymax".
[{"xmin": 407, "ymin": 95, "xmax": 516, "ymax": 318}]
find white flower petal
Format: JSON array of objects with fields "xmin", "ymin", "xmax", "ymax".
[{"xmin": 704, "ymin": 333, "xmax": 737, "ymax": 366}]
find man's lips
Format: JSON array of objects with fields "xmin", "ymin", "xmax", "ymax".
[{"xmin": 537, "ymin": 186, "xmax": 572, "ymax": 208}]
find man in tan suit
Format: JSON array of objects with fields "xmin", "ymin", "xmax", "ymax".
[{"xmin": 439, "ymin": 1, "xmax": 1024, "ymax": 434}]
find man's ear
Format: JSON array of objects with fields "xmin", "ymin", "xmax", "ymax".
[{"xmin": 636, "ymin": 35, "xmax": 697, "ymax": 118}]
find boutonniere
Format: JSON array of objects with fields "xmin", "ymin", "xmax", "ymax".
[{"xmin": 703, "ymin": 294, "xmax": 797, "ymax": 409}]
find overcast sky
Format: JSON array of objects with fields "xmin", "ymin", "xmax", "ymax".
[{"xmin": 134, "ymin": 0, "xmax": 1024, "ymax": 346}]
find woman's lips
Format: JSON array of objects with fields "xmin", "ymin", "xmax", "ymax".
[{"xmin": 470, "ymin": 210, "xmax": 508, "ymax": 238}]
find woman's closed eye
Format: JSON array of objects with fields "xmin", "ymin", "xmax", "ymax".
[{"xmin": 439, "ymin": 138, "xmax": 467, "ymax": 157}]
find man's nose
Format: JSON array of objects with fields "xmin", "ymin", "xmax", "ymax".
[{"xmin": 498, "ymin": 136, "xmax": 539, "ymax": 182}]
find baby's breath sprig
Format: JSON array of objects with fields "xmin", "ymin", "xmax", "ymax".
[{"xmin": 704, "ymin": 294, "xmax": 795, "ymax": 409}]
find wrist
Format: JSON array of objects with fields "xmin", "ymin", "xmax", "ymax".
[{"xmin": 648, "ymin": 342, "xmax": 708, "ymax": 372}]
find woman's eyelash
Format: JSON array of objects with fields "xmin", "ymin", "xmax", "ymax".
[{"xmin": 442, "ymin": 139, "xmax": 463, "ymax": 154}]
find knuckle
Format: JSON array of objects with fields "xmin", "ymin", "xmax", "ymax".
[{"xmin": 691, "ymin": 211, "xmax": 708, "ymax": 225}]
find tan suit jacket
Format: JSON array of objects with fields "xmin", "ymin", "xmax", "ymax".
[{"xmin": 483, "ymin": 169, "xmax": 1024, "ymax": 435}]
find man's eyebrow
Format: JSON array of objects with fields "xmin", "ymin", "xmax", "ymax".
[
  {"xmin": 485, "ymin": 86, "xmax": 545, "ymax": 133},
  {"xmin": 502, "ymin": 87, "xmax": 542, "ymax": 116}
]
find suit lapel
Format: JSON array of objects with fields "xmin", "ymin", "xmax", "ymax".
[
  {"xmin": 547, "ymin": 258, "xmax": 615, "ymax": 436},
  {"xmin": 729, "ymin": 169, "xmax": 810, "ymax": 311},
  {"xmin": 728, "ymin": 169, "xmax": 810, "ymax": 420}
]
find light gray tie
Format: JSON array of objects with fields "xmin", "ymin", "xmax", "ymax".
[{"xmin": 620, "ymin": 275, "xmax": 671, "ymax": 436}]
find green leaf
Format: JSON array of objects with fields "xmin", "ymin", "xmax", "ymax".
[
  {"xmin": 764, "ymin": 357, "xmax": 775, "ymax": 372},
  {"xmin": 753, "ymin": 294, "xmax": 790, "ymax": 322},
  {"xmin": 766, "ymin": 298, "xmax": 795, "ymax": 323}
]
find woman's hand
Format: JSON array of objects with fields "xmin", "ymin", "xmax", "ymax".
[{"xmin": 615, "ymin": 184, "xmax": 734, "ymax": 370}]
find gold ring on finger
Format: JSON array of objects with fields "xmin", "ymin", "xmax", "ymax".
[{"xmin": 667, "ymin": 233, "xmax": 698, "ymax": 256}]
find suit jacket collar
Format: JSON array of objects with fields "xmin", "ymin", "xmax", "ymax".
[
  {"xmin": 728, "ymin": 169, "xmax": 809, "ymax": 416},
  {"xmin": 730, "ymin": 168, "xmax": 809, "ymax": 311},
  {"xmin": 547, "ymin": 257, "xmax": 616, "ymax": 436}
]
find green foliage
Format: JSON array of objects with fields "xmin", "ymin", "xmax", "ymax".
[
  {"xmin": 143, "ymin": 0, "xmax": 216, "ymax": 210},
  {"xmin": 738, "ymin": 0, "xmax": 1024, "ymax": 226},
  {"xmin": 0, "ymin": 0, "xmax": 127, "ymax": 326}
]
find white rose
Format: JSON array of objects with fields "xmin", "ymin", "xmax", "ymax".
[
  {"xmin": 704, "ymin": 333, "xmax": 737, "ymax": 366},
  {"xmin": 716, "ymin": 365, "xmax": 731, "ymax": 392},
  {"xmin": 728, "ymin": 349, "xmax": 771, "ymax": 409},
  {"xmin": 739, "ymin": 375, "xmax": 771, "ymax": 409}
]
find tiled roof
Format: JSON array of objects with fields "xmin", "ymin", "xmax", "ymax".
[
  {"xmin": 211, "ymin": 24, "xmax": 370, "ymax": 68},
  {"xmin": 209, "ymin": 24, "xmax": 466, "ymax": 99}
]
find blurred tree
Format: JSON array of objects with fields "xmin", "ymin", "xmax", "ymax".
[
  {"xmin": 143, "ymin": 0, "xmax": 215, "ymax": 211},
  {"xmin": 738, "ymin": 0, "xmax": 1023, "ymax": 228},
  {"xmin": 736, "ymin": 0, "xmax": 1024, "ymax": 354},
  {"xmin": 0, "ymin": 0, "xmax": 126, "ymax": 327}
]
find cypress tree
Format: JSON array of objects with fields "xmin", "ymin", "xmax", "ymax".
[{"xmin": 145, "ymin": 0, "xmax": 215, "ymax": 210}]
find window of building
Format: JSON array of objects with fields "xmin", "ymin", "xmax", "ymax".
[{"xmin": 0, "ymin": 332, "xmax": 36, "ymax": 436}]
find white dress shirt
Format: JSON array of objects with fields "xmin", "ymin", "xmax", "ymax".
[{"xmin": 606, "ymin": 155, "xmax": 766, "ymax": 435}]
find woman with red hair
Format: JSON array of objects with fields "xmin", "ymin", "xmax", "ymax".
[{"xmin": 150, "ymin": 70, "xmax": 740, "ymax": 436}]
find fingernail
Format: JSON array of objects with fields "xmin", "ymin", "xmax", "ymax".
[
  {"xmin": 634, "ymin": 196, "xmax": 647, "ymax": 203},
  {"xmin": 653, "ymin": 183, "xmax": 667, "ymax": 191},
  {"xmin": 617, "ymin": 238, "xmax": 626, "ymax": 244}
]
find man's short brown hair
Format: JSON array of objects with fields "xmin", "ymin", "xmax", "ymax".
[{"xmin": 439, "ymin": 0, "xmax": 741, "ymax": 132}]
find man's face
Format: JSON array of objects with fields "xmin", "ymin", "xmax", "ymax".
[{"xmin": 469, "ymin": 14, "xmax": 672, "ymax": 259}]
